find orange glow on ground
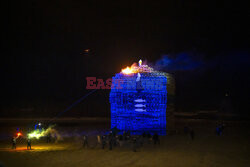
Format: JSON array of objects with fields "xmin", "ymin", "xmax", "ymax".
[{"xmin": 0, "ymin": 144, "xmax": 67, "ymax": 152}]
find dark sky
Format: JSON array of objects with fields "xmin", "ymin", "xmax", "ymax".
[{"xmin": 1, "ymin": 1, "xmax": 249, "ymax": 117}]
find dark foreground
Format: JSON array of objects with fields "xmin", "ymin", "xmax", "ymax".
[{"xmin": 0, "ymin": 118, "xmax": 249, "ymax": 167}]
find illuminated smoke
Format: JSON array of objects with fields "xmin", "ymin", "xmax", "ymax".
[
  {"xmin": 28, "ymin": 125, "xmax": 61, "ymax": 141},
  {"xmin": 155, "ymin": 52, "xmax": 204, "ymax": 71}
]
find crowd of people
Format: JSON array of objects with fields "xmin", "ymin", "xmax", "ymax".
[
  {"xmin": 82, "ymin": 131, "xmax": 161, "ymax": 152},
  {"xmin": 80, "ymin": 122, "xmax": 226, "ymax": 152},
  {"xmin": 11, "ymin": 123, "xmax": 226, "ymax": 151}
]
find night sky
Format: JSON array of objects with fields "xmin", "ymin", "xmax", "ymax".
[{"xmin": 1, "ymin": 1, "xmax": 249, "ymax": 117}]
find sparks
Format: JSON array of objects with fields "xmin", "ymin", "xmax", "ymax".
[
  {"xmin": 121, "ymin": 60, "xmax": 154, "ymax": 74},
  {"xmin": 15, "ymin": 132, "xmax": 22, "ymax": 139}
]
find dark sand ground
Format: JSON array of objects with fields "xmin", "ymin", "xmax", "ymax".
[{"xmin": 0, "ymin": 118, "xmax": 249, "ymax": 167}]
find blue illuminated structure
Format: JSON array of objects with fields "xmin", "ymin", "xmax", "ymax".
[{"xmin": 110, "ymin": 62, "xmax": 167, "ymax": 135}]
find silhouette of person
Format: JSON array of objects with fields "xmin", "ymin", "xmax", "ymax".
[
  {"xmin": 132, "ymin": 137, "xmax": 137, "ymax": 152},
  {"xmin": 83, "ymin": 135, "xmax": 88, "ymax": 148},
  {"xmin": 27, "ymin": 138, "xmax": 31, "ymax": 150},
  {"xmin": 153, "ymin": 133, "xmax": 160, "ymax": 145},
  {"xmin": 101, "ymin": 135, "xmax": 106, "ymax": 149},
  {"xmin": 12, "ymin": 137, "xmax": 16, "ymax": 149}
]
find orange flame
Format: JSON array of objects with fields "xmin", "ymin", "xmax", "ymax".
[
  {"xmin": 15, "ymin": 132, "xmax": 22, "ymax": 139},
  {"xmin": 121, "ymin": 63, "xmax": 137, "ymax": 74},
  {"xmin": 121, "ymin": 67, "xmax": 133, "ymax": 74}
]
